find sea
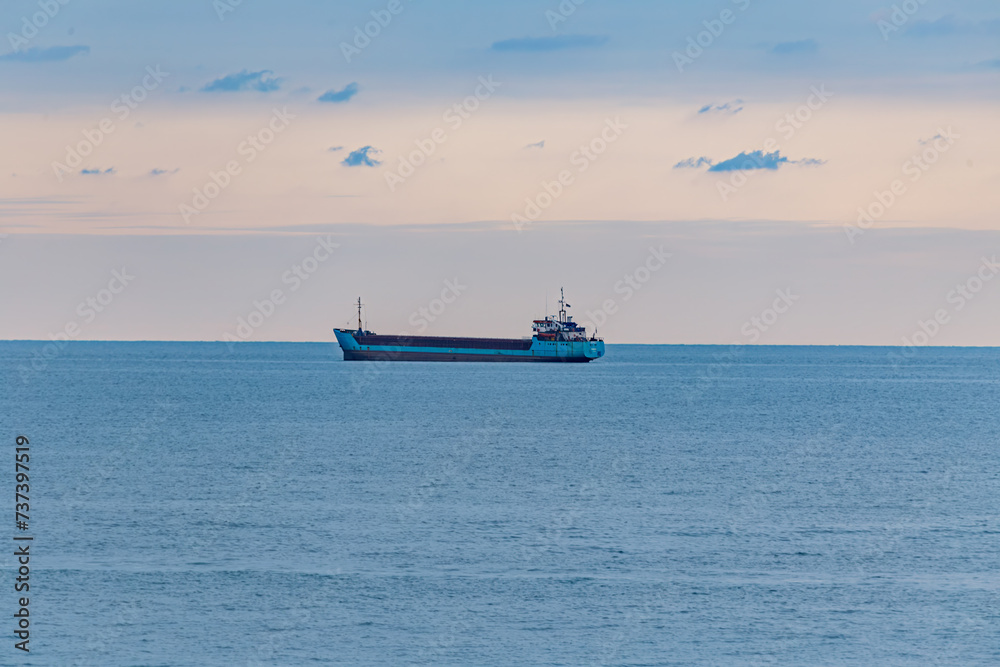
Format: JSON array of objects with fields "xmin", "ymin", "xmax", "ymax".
[{"xmin": 2, "ymin": 342, "xmax": 998, "ymax": 666}]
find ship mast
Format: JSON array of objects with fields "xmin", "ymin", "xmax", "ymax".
[
  {"xmin": 357, "ymin": 297, "xmax": 363, "ymax": 332},
  {"xmin": 558, "ymin": 287, "xmax": 567, "ymax": 324}
]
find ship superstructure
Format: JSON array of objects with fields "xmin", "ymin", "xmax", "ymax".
[{"xmin": 531, "ymin": 289, "xmax": 590, "ymax": 342}]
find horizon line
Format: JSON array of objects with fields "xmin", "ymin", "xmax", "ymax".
[{"xmin": 2, "ymin": 339, "xmax": 999, "ymax": 349}]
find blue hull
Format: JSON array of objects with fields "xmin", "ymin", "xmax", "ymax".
[{"xmin": 334, "ymin": 329, "xmax": 604, "ymax": 362}]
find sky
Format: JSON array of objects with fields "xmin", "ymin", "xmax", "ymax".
[{"xmin": 1, "ymin": 0, "xmax": 999, "ymax": 344}]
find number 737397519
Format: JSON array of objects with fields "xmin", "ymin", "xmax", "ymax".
[{"xmin": 15, "ymin": 435, "xmax": 29, "ymax": 530}]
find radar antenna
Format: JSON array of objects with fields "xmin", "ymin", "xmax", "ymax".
[{"xmin": 558, "ymin": 287, "xmax": 571, "ymax": 324}]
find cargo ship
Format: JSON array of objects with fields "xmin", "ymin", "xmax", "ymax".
[{"xmin": 334, "ymin": 289, "xmax": 605, "ymax": 362}]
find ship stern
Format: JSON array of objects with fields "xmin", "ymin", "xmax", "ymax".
[{"xmin": 585, "ymin": 339, "xmax": 605, "ymax": 360}]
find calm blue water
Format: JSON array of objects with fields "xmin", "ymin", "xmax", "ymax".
[{"xmin": 2, "ymin": 342, "xmax": 999, "ymax": 666}]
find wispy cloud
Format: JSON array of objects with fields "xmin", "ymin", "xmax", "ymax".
[
  {"xmin": 201, "ymin": 69, "xmax": 281, "ymax": 93},
  {"xmin": 707, "ymin": 150, "xmax": 824, "ymax": 172},
  {"xmin": 341, "ymin": 146, "xmax": 382, "ymax": 167},
  {"xmin": 0, "ymin": 45, "xmax": 89, "ymax": 63},
  {"xmin": 698, "ymin": 100, "xmax": 744, "ymax": 115},
  {"xmin": 770, "ymin": 39, "xmax": 818, "ymax": 55},
  {"xmin": 974, "ymin": 57, "xmax": 1000, "ymax": 69},
  {"xmin": 710, "ymin": 152, "xmax": 786, "ymax": 171},
  {"xmin": 81, "ymin": 167, "xmax": 116, "ymax": 175},
  {"xmin": 907, "ymin": 15, "xmax": 1000, "ymax": 37},
  {"xmin": 318, "ymin": 82, "xmax": 359, "ymax": 103},
  {"xmin": 908, "ymin": 14, "xmax": 963, "ymax": 37},
  {"xmin": 150, "ymin": 168, "xmax": 179, "ymax": 176},
  {"xmin": 524, "ymin": 140, "xmax": 545, "ymax": 149},
  {"xmin": 674, "ymin": 157, "xmax": 714, "ymax": 169},
  {"xmin": 491, "ymin": 34, "xmax": 609, "ymax": 52},
  {"xmin": 328, "ymin": 146, "xmax": 344, "ymax": 152}
]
